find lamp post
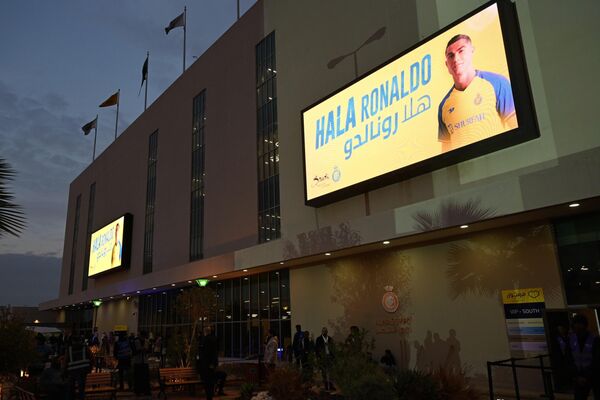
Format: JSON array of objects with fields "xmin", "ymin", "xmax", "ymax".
[{"xmin": 327, "ymin": 27, "xmax": 386, "ymax": 217}]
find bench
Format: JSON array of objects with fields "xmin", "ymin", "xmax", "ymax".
[
  {"xmin": 11, "ymin": 386, "xmax": 36, "ymax": 400},
  {"xmin": 158, "ymin": 367, "xmax": 201, "ymax": 399},
  {"xmin": 85, "ymin": 372, "xmax": 117, "ymax": 399}
]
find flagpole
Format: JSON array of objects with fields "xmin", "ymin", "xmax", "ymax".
[
  {"xmin": 145, "ymin": 51, "xmax": 149, "ymax": 111},
  {"xmin": 183, "ymin": 6, "xmax": 187, "ymax": 73},
  {"xmin": 93, "ymin": 115, "xmax": 98, "ymax": 161},
  {"xmin": 115, "ymin": 89, "xmax": 120, "ymax": 140}
]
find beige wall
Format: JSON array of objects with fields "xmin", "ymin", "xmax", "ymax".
[
  {"xmin": 53, "ymin": 3, "xmax": 264, "ymax": 306},
  {"xmin": 50, "ymin": 0, "xmax": 600, "ymax": 310},
  {"xmin": 291, "ymin": 222, "xmax": 565, "ymax": 388},
  {"xmin": 234, "ymin": 0, "xmax": 600, "ymax": 270},
  {"xmin": 94, "ymin": 298, "xmax": 138, "ymax": 335}
]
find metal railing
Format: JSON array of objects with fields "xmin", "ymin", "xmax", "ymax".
[{"xmin": 487, "ymin": 354, "xmax": 554, "ymax": 400}]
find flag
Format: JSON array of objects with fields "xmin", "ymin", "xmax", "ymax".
[
  {"xmin": 81, "ymin": 117, "xmax": 97, "ymax": 135},
  {"xmin": 165, "ymin": 12, "xmax": 184, "ymax": 34},
  {"xmin": 139, "ymin": 54, "xmax": 148, "ymax": 95},
  {"xmin": 99, "ymin": 91, "xmax": 119, "ymax": 108}
]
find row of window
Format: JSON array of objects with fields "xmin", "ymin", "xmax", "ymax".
[
  {"xmin": 143, "ymin": 131, "xmax": 159, "ymax": 274},
  {"xmin": 257, "ymin": 32, "xmax": 281, "ymax": 243},
  {"xmin": 138, "ymin": 269, "xmax": 291, "ymax": 358},
  {"xmin": 71, "ymin": 33, "xmax": 280, "ymax": 294},
  {"xmin": 190, "ymin": 90, "xmax": 207, "ymax": 261}
]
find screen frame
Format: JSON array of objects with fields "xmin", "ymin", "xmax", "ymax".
[
  {"xmin": 88, "ymin": 213, "xmax": 133, "ymax": 278},
  {"xmin": 300, "ymin": 0, "xmax": 539, "ymax": 207}
]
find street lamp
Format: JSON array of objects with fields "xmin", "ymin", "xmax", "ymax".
[
  {"xmin": 326, "ymin": 27, "xmax": 386, "ymax": 216},
  {"xmin": 327, "ymin": 27, "xmax": 386, "ymax": 78}
]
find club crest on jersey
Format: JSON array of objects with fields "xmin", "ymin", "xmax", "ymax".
[{"xmin": 449, "ymin": 107, "xmax": 455, "ymax": 113}]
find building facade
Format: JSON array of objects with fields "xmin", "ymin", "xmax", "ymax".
[{"xmin": 42, "ymin": 0, "xmax": 600, "ymax": 391}]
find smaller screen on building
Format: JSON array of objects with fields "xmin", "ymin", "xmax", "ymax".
[
  {"xmin": 88, "ymin": 215, "xmax": 131, "ymax": 277},
  {"xmin": 302, "ymin": 0, "xmax": 537, "ymax": 206}
]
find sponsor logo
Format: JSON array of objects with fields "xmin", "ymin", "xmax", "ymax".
[
  {"xmin": 474, "ymin": 93, "xmax": 482, "ymax": 105},
  {"xmin": 449, "ymin": 107, "xmax": 455, "ymax": 113},
  {"xmin": 311, "ymin": 173, "xmax": 330, "ymax": 188},
  {"xmin": 332, "ymin": 166, "xmax": 341, "ymax": 182},
  {"xmin": 382, "ymin": 285, "xmax": 399, "ymax": 313}
]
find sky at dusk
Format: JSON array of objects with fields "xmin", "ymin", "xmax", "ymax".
[{"xmin": 0, "ymin": 0, "xmax": 256, "ymax": 305}]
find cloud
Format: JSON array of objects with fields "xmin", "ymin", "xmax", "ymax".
[
  {"xmin": 0, "ymin": 81, "xmax": 90, "ymax": 255},
  {"xmin": 0, "ymin": 254, "xmax": 61, "ymax": 306}
]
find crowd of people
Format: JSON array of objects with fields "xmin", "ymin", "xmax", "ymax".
[{"xmin": 30, "ymin": 328, "xmax": 163, "ymax": 400}]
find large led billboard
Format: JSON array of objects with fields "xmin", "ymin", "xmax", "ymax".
[
  {"xmin": 88, "ymin": 214, "xmax": 132, "ymax": 277},
  {"xmin": 302, "ymin": 0, "xmax": 538, "ymax": 206}
]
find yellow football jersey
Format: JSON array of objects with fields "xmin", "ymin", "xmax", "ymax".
[{"xmin": 438, "ymin": 70, "xmax": 516, "ymax": 151}]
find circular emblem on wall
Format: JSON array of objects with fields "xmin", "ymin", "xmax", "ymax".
[
  {"xmin": 382, "ymin": 285, "xmax": 399, "ymax": 313},
  {"xmin": 332, "ymin": 166, "xmax": 341, "ymax": 182}
]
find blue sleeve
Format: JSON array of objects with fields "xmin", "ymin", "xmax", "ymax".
[
  {"xmin": 477, "ymin": 70, "xmax": 515, "ymax": 118},
  {"xmin": 438, "ymin": 88, "xmax": 453, "ymax": 141}
]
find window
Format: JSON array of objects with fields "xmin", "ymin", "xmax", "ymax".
[
  {"xmin": 82, "ymin": 183, "xmax": 95, "ymax": 290},
  {"xmin": 137, "ymin": 269, "xmax": 291, "ymax": 359},
  {"xmin": 256, "ymin": 32, "xmax": 281, "ymax": 243},
  {"xmin": 554, "ymin": 212, "xmax": 600, "ymax": 305},
  {"xmin": 68, "ymin": 194, "xmax": 82, "ymax": 295},
  {"xmin": 143, "ymin": 131, "xmax": 159, "ymax": 274},
  {"xmin": 190, "ymin": 91, "xmax": 206, "ymax": 260}
]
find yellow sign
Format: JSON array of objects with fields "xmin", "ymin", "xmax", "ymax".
[
  {"xmin": 302, "ymin": 3, "xmax": 518, "ymax": 203},
  {"xmin": 502, "ymin": 288, "xmax": 545, "ymax": 304},
  {"xmin": 89, "ymin": 216, "xmax": 125, "ymax": 277},
  {"xmin": 113, "ymin": 325, "xmax": 128, "ymax": 332}
]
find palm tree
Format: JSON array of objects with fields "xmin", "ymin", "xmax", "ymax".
[{"xmin": 0, "ymin": 158, "xmax": 25, "ymax": 238}]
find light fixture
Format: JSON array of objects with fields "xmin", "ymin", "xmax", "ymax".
[
  {"xmin": 109, "ymin": 296, "xmax": 114, "ymax": 299},
  {"xmin": 243, "ymin": 269, "xmax": 248, "ymax": 272},
  {"xmin": 279, "ymin": 261, "xmax": 284, "ymax": 265},
  {"xmin": 383, "ymin": 241, "xmax": 390, "ymax": 245},
  {"xmin": 152, "ymin": 287, "xmax": 156, "ymax": 290},
  {"xmin": 569, "ymin": 203, "xmax": 580, "ymax": 208},
  {"xmin": 34, "ymin": 320, "xmax": 40, "ymax": 324},
  {"xmin": 460, "ymin": 225, "xmax": 469, "ymax": 229},
  {"xmin": 187, "ymin": 280, "xmax": 192, "ymax": 283},
  {"xmin": 212, "ymin": 275, "xmax": 218, "ymax": 278},
  {"xmin": 136, "ymin": 291, "xmax": 140, "ymax": 294},
  {"xmin": 196, "ymin": 279, "xmax": 210, "ymax": 287},
  {"xmin": 171, "ymin": 284, "xmax": 176, "ymax": 287},
  {"xmin": 325, "ymin": 252, "xmax": 331, "ymax": 256},
  {"xmin": 93, "ymin": 300, "xmax": 102, "ymax": 307},
  {"xmin": 581, "ymin": 266, "xmax": 589, "ymax": 271}
]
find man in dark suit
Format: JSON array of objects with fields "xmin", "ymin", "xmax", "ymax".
[
  {"xmin": 196, "ymin": 326, "xmax": 226, "ymax": 399},
  {"xmin": 315, "ymin": 327, "xmax": 334, "ymax": 391}
]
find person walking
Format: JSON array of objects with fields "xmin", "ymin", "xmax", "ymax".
[
  {"xmin": 264, "ymin": 328, "xmax": 279, "ymax": 370},
  {"xmin": 113, "ymin": 332, "xmax": 133, "ymax": 391},
  {"xmin": 568, "ymin": 314, "xmax": 600, "ymax": 400},
  {"xmin": 196, "ymin": 326, "xmax": 220, "ymax": 400},
  {"xmin": 292, "ymin": 325, "xmax": 305, "ymax": 367},
  {"xmin": 132, "ymin": 332, "xmax": 151, "ymax": 396},
  {"xmin": 315, "ymin": 327, "xmax": 334, "ymax": 391},
  {"xmin": 65, "ymin": 334, "xmax": 91, "ymax": 400}
]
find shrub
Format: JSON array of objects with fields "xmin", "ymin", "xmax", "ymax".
[
  {"xmin": 0, "ymin": 309, "xmax": 36, "ymax": 375},
  {"xmin": 393, "ymin": 369, "xmax": 441, "ymax": 400},
  {"xmin": 267, "ymin": 365, "xmax": 307, "ymax": 400},
  {"xmin": 431, "ymin": 368, "xmax": 481, "ymax": 400},
  {"xmin": 240, "ymin": 382, "xmax": 256, "ymax": 400},
  {"xmin": 330, "ymin": 328, "xmax": 395, "ymax": 400}
]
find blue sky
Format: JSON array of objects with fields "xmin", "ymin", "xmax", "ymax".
[{"xmin": 0, "ymin": 0, "xmax": 256, "ymax": 304}]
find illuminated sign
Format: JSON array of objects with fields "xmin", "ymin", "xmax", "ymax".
[
  {"xmin": 88, "ymin": 214, "xmax": 132, "ymax": 277},
  {"xmin": 302, "ymin": 0, "xmax": 538, "ymax": 206}
]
